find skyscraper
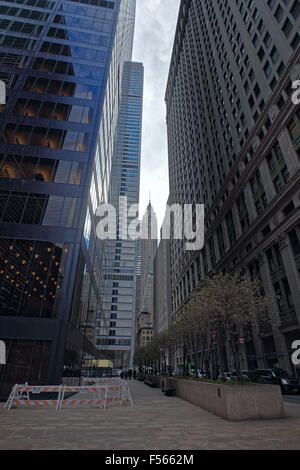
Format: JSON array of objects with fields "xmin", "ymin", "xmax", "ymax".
[
  {"xmin": 136, "ymin": 201, "xmax": 157, "ymax": 349},
  {"xmin": 95, "ymin": 61, "xmax": 144, "ymax": 369},
  {"xmin": 166, "ymin": 0, "xmax": 300, "ymax": 373},
  {"xmin": 153, "ymin": 227, "xmax": 171, "ymax": 337},
  {"xmin": 0, "ymin": 0, "xmax": 136, "ymax": 396}
]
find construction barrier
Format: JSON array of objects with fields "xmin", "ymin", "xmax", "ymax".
[
  {"xmin": 59, "ymin": 385, "xmax": 107, "ymax": 409},
  {"xmin": 4, "ymin": 383, "xmax": 63, "ymax": 410},
  {"xmin": 4, "ymin": 379, "xmax": 133, "ymax": 411}
]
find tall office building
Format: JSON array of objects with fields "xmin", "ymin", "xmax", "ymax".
[
  {"xmin": 136, "ymin": 202, "xmax": 157, "ymax": 349},
  {"xmin": 139, "ymin": 203, "xmax": 157, "ymax": 313},
  {"xmin": 95, "ymin": 61, "xmax": 144, "ymax": 369},
  {"xmin": 0, "ymin": 0, "xmax": 136, "ymax": 396},
  {"xmin": 135, "ymin": 230, "xmax": 141, "ymax": 313},
  {"xmin": 166, "ymin": 0, "xmax": 300, "ymax": 373},
  {"xmin": 153, "ymin": 228, "xmax": 171, "ymax": 337}
]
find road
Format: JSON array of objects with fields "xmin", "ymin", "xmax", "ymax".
[{"xmin": 283, "ymin": 394, "xmax": 300, "ymax": 405}]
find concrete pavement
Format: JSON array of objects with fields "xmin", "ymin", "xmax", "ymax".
[{"xmin": 1, "ymin": 380, "xmax": 300, "ymax": 450}]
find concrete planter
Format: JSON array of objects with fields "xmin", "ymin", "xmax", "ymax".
[{"xmin": 145, "ymin": 375, "xmax": 285, "ymax": 421}]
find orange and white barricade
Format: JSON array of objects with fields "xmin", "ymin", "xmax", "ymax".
[
  {"xmin": 4, "ymin": 381, "xmax": 133, "ymax": 411},
  {"xmin": 4, "ymin": 384, "xmax": 63, "ymax": 410},
  {"xmin": 81, "ymin": 378, "xmax": 133, "ymax": 407},
  {"xmin": 59, "ymin": 385, "xmax": 107, "ymax": 410},
  {"xmin": 105, "ymin": 382, "xmax": 133, "ymax": 407}
]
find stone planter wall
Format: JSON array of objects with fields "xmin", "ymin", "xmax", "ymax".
[{"xmin": 144, "ymin": 375, "xmax": 285, "ymax": 421}]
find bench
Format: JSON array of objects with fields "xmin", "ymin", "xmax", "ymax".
[
  {"xmin": 144, "ymin": 380, "xmax": 157, "ymax": 388},
  {"xmin": 164, "ymin": 388, "xmax": 176, "ymax": 397}
]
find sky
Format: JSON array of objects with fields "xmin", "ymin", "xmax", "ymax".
[{"xmin": 132, "ymin": 0, "xmax": 180, "ymax": 230}]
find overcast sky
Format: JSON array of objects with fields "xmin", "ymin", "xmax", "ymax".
[{"xmin": 132, "ymin": 0, "xmax": 180, "ymax": 229}]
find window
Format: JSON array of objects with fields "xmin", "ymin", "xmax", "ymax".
[
  {"xmin": 288, "ymin": 114, "xmax": 300, "ymax": 142},
  {"xmin": 291, "ymin": 33, "xmax": 300, "ymax": 50},
  {"xmin": 282, "ymin": 17, "xmax": 293, "ymax": 37},
  {"xmin": 263, "ymin": 31, "xmax": 271, "ymax": 48},
  {"xmin": 258, "ymin": 46, "xmax": 265, "ymax": 61},
  {"xmin": 290, "ymin": 0, "xmax": 300, "ymax": 20},
  {"xmin": 250, "ymin": 169, "xmax": 268, "ymax": 215},
  {"xmin": 270, "ymin": 46, "xmax": 279, "ymax": 64},
  {"xmin": 267, "ymin": 142, "xmax": 290, "ymax": 193},
  {"xmin": 289, "ymin": 225, "xmax": 300, "ymax": 256},
  {"xmin": 274, "ymin": 5, "xmax": 284, "ymax": 23},
  {"xmin": 263, "ymin": 61, "xmax": 272, "ymax": 78},
  {"xmin": 277, "ymin": 61, "xmax": 286, "ymax": 77}
]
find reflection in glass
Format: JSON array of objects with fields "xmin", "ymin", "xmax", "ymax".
[{"xmin": 0, "ymin": 239, "xmax": 66, "ymax": 319}]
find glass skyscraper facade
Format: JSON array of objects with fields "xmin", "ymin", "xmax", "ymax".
[
  {"xmin": 0, "ymin": 0, "xmax": 136, "ymax": 397},
  {"xmin": 96, "ymin": 61, "xmax": 143, "ymax": 369}
]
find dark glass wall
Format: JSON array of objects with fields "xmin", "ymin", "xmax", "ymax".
[{"xmin": 0, "ymin": 0, "xmax": 136, "ymax": 396}]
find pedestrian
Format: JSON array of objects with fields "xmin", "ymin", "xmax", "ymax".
[
  {"xmin": 120, "ymin": 370, "xmax": 124, "ymax": 380},
  {"xmin": 128, "ymin": 369, "xmax": 133, "ymax": 381},
  {"xmin": 133, "ymin": 370, "xmax": 137, "ymax": 380}
]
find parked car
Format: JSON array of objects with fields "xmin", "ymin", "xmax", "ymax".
[
  {"xmin": 218, "ymin": 372, "xmax": 232, "ymax": 381},
  {"xmin": 254, "ymin": 368, "xmax": 300, "ymax": 394},
  {"xmin": 196, "ymin": 370, "xmax": 207, "ymax": 379},
  {"xmin": 172, "ymin": 369, "xmax": 183, "ymax": 377},
  {"xmin": 230, "ymin": 370, "xmax": 256, "ymax": 382}
]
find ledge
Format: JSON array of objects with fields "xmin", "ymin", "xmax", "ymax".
[{"xmin": 145, "ymin": 375, "xmax": 285, "ymax": 421}]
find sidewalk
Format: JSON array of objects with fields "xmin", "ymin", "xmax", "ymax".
[{"xmin": 1, "ymin": 379, "xmax": 300, "ymax": 450}]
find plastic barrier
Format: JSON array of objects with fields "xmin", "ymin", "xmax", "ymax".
[
  {"xmin": 105, "ymin": 383, "xmax": 133, "ymax": 407},
  {"xmin": 59, "ymin": 385, "xmax": 107, "ymax": 409},
  {"xmin": 4, "ymin": 381, "xmax": 133, "ymax": 411},
  {"xmin": 4, "ymin": 384, "xmax": 63, "ymax": 410},
  {"xmin": 81, "ymin": 378, "xmax": 133, "ymax": 407},
  {"xmin": 60, "ymin": 383, "xmax": 133, "ymax": 409}
]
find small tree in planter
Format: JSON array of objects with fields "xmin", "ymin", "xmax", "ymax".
[
  {"xmin": 136, "ymin": 273, "xmax": 275, "ymax": 382},
  {"xmin": 195, "ymin": 273, "xmax": 276, "ymax": 381}
]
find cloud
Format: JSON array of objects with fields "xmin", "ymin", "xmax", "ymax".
[{"xmin": 132, "ymin": 0, "xmax": 180, "ymax": 229}]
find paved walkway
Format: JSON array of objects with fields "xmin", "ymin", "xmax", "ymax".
[{"xmin": 1, "ymin": 380, "xmax": 300, "ymax": 450}]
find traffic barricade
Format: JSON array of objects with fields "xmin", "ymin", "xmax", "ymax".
[
  {"xmin": 106, "ymin": 384, "xmax": 132, "ymax": 407},
  {"xmin": 4, "ymin": 381, "xmax": 133, "ymax": 411},
  {"xmin": 59, "ymin": 385, "xmax": 107, "ymax": 410},
  {"xmin": 4, "ymin": 384, "xmax": 63, "ymax": 410}
]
